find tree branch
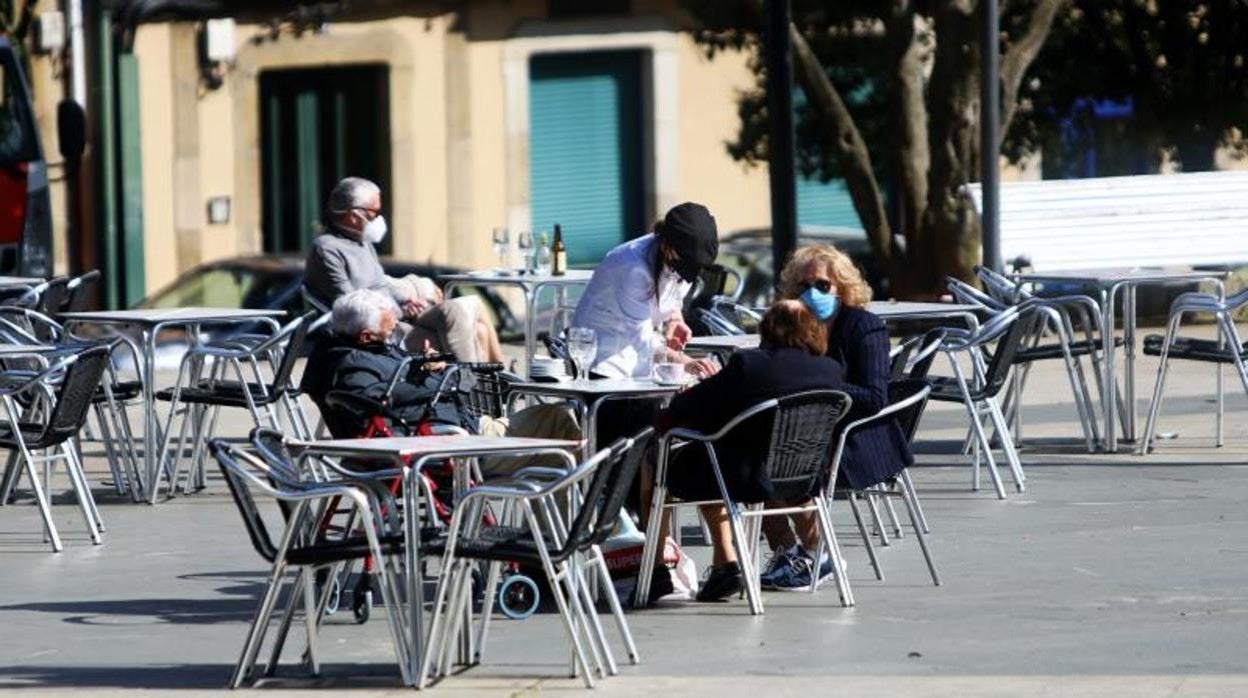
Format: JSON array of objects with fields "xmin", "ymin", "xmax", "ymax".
[
  {"xmin": 1001, "ymin": 0, "xmax": 1067, "ymax": 131},
  {"xmin": 741, "ymin": 0, "xmax": 893, "ymax": 268}
]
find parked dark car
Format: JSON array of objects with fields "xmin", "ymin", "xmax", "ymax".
[
  {"xmin": 718, "ymin": 226, "xmax": 886, "ymax": 307},
  {"xmin": 131, "ymin": 255, "xmax": 523, "ymax": 366}
]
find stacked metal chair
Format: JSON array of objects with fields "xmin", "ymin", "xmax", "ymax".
[
  {"xmin": 209, "ymin": 439, "xmax": 414, "ymax": 687},
  {"xmin": 947, "ymin": 275, "xmax": 1100, "ymax": 452},
  {"xmin": 1139, "ymin": 287, "xmax": 1248, "ymax": 453},
  {"xmin": 420, "ymin": 432, "xmax": 649, "ymax": 688},
  {"xmin": 0, "ymin": 345, "xmax": 111, "ymax": 552},
  {"xmin": 154, "ymin": 311, "xmax": 315, "ymax": 500},
  {"xmin": 926, "ymin": 305, "xmax": 1030, "ymax": 498}
]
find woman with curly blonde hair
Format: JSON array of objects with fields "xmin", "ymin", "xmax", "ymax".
[{"xmin": 758, "ymin": 244, "xmax": 914, "ymax": 592}]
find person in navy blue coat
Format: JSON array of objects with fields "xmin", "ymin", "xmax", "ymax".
[{"xmin": 755, "ymin": 244, "xmax": 916, "ymax": 591}]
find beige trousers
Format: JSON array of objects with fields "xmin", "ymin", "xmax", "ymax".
[
  {"xmin": 400, "ymin": 296, "xmax": 481, "ymax": 361},
  {"xmin": 477, "ymin": 403, "xmax": 582, "ymax": 479}
]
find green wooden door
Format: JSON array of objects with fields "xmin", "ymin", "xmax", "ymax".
[
  {"xmin": 529, "ymin": 51, "xmax": 644, "ymax": 265},
  {"xmin": 260, "ymin": 65, "xmax": 391, "ymax": 253}
]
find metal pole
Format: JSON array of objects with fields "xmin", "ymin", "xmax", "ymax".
[
  {"xmin": 97, "ymin": 11, "xmax": 119, "ymax": 310},
  {"xmin": 980, "ymin": 0, "xmax": 1002, "ymax": 272},
  {"xmin": 765, "ymin": 0, "xmax": 798, "ymax": 284}
]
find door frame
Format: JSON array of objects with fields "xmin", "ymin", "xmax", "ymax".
[
  {"xmin": 502, "ymin": 16, "xmax": 680, "ymax": 242},
  {"xmin": 231, "ymin": 28, "xmax": 414, "ymax": 259}
]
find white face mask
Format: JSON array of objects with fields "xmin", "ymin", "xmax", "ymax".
[
  {"xmin": 657, "ymin": 265, "xmax": 683, "ymax": 306},
  {"xmin": 362, "ymin": 215, "xmax": 388, "ymax": 244}
]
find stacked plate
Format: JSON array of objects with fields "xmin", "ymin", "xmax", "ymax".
[{"xmin": 529, "ymin": 357, "xmax": 569, "ymax": 380}]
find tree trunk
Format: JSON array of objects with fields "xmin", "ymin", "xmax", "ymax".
[
  {"xmin": 885, "ymin": 3, "xmax": 931, "ymax": 258},
  {"xmin": 909, "ymin": 0, "xmax": 982, "ymax": 297}
]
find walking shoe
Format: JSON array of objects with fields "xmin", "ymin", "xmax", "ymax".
[
  {"xmin": 695, "ymin": 562, "xmax": 743, "ymax": 602},
  {"xmin": 769, "ymin": 546, "xmax": 846, "ymax": 591},
  {"xmin": 759, "ymin": 544, "xmax": 802, "ymax": 590}
]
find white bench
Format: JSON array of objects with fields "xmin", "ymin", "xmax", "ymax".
[{"xmin": 964, "ymin": 170, "xmax": 1248, "ymax": 271}]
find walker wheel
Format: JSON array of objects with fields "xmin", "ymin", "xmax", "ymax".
[
  {"xmin": 352, "ymin": 576, "xmax": 373, "ymax": 624},
  {"xmin": 497, "ymin": 575, "xmax": 540, "ymax": 620}
]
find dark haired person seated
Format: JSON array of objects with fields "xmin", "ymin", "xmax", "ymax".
[
  {"xmin": 645, "ymin": 300, "xmax": 845, "ymax": 602},
  {"xmin": 300, "ymin": 289, "xmax": 579, "ymax": 474}
]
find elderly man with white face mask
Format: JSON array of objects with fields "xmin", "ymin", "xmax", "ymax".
[{"xmin": 305, "ymin": 176, "xmax": 504, "ymax": 363}]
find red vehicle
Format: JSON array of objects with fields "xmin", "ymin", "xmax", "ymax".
[{"xmin": 0, "ymin": 37, "xmax": 55, "ymax": 277}]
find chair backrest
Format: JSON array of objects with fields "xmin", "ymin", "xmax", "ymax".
[
  {"xmin": 585, "ymin": 428, "xmax": 654, "ymax": 547},
  {"xmin": 300, "ymin": 282, "xmax": 331, "ymax": 314},
  {"xmin": 562, "ymin": 430, "xmax": 652, "ymax": 554},
  {"xmin": 974, "ymin": 265, "xmax": 1028, "ymax": 307},
  {"xmin": 762, "ymin": 390, "xmax": 853, "ymax": 499},
  {"xmin": 40, "ymin": 344, "xmax": 111, "ymax": 446},
  {"xmin": 695, "ymin": 307, "xmax": 745, "ymax": 337},
  {"xmin": 976, "ymin": 308, "xmax": 1035, "ymax": 397},
  {"xmin": 890, "ymin": 335, "xmax": 923, "ymax": 379},
  {"xmin": 210, "ymin": 439, "xmax": 280, "ymax": 563},
  {"xmin": 64, "ymin": 270, "xmax": 101, "ymax": 312},
  {"xmin": 946, "ymin": 276, "xmax": 1006, "ymax": 311},
  {"xmin": 907, "ymin": 327, "xmax": 948, "ymax": 380},
  {"xmin": 887, "ymin": 379, "xmax": 932, "ymax": 442},
  {"xmin": 36, "ymin": 276, "xmax": 71, "ymax": 315},
  {"xmin": 270, "ymin": 312, "xmax": 315, "ymax": 392},
  {"xmin": 249, "ymin": 427, "xmax": 304, "ymax": 486}
]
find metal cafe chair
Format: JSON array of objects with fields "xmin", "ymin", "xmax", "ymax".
[
  {"xmin": 154, "ymin": 312, "xmax": 314, "ymax": 500},
  {"xmin": 419, "ymin": 433, "xmax": 647, "ymax": 689},
  {"xmin": 947, "ymin": 276, "xmax": 1100, "ymax": 453},
  {"xmin": 0, "ymin": 345, "xmax": 110, "ymax": 552},
  {"xmin": 209, "ymin": 439, "xmax": 413, "ymax": 687},
  {"xmin": 838, "ymin": 380, "xmax": 940, "ymax": 586},
  {"xmin": 0, "ymin": 307, "xmax": 147, "ymax": 500},
  {"xmin": 926, "ymin": 305, "xmax": 1030, "ymax": 499},
  {"xmin": 976, "ymin": 264, "xmax": 1127, "ymax": 440},
  {"xmin": 635, "ymin": 390, "xmax": 854, "ymax": 615},
  {"xmin": 1140, "ymin": 287, "xmax": 1248, "ymax": 453}
]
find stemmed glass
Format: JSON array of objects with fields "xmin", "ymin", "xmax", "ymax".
[
  {"xmin": 566, "ymin": 327, "xmax": 598, "ymax": 384},
  {"xmin": 491, "ymin": 227, "xmax": 510, "ymax": 269},
  {"xmin": 516, "ymin": 230, "xmax": 534, "ymax": 274}
]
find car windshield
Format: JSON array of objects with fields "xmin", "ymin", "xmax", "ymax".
[
  {"xmin": 0, "ymin": 57, "xmax": 40, "ymax": 165},
  {"xmin": 146, "ymin": 267, "xmax": 290, "ymax": 309}
]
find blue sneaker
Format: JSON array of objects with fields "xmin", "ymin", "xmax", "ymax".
[
  {"xmin": 766, "ymin": 546, "xmax": 841, "ymax": 592},
  {"xmin": 759, "ymin": 545, "xmax": 801, "ymax": 590}
]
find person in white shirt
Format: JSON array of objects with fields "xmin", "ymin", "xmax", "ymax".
[{"xmin": 571, "ymin": 202, "xmax": 722, "ymax": 380}]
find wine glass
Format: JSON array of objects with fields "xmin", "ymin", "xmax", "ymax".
[
  {"xmin": 566, "ymin": 327, "xmax": 598, "ymax": 384},
  {"xmin": 491, "ymin": 227, "xmax": 510, "ymax": 269},
  {"xmin": 516, "ymin": 230, "xmax": 534, "ymax": 274}
]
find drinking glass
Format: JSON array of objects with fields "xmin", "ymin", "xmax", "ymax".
[
  {"xmin": 516, "ymin": 230, "xmax": 534, "ymax": 273},
  {"xmin": 566, "ymin": 327, "xmax": 598, "ymax": 384},
  {"xmin": 491, "ymin": 227, "xmax": 510, "ymax": 268}
]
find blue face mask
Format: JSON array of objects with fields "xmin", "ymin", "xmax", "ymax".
[{"xmin": 799, "ymin": 287, "xmax": 840, "ymax": 321}]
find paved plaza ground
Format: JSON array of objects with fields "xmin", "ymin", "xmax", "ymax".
[{"xmin": 1, "ymin": 336, "xmax": 1247, "ymax": 696}]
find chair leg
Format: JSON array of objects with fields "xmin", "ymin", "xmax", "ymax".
[
  {"xmin": 1139, "ymin": 317, "xmax": 1179, "ymax": 454},
  {"xmin": 985, "ymin": 397, "xmax": 1026, "ymax": 492},
  {"xmin": 93, "ymin": 403, "xmax": 127, "ymax": 496},
  {"xmin": 846, "ymin": 494, "xmax": 883, "ymax": 581},
  {"xmin": 13, "ymin": 436, "xmax": 62, "ymax": 552},
  {"xmin": 951, "ymin": 360, "xmax": 1007, "ymax": 499},
  {"xmin": 813, "ymin": 496, "xmax": 853, "ymax": 607},
  {"xmin": 589, "ymin": 547, "xmax": 640, "ymax": 664},
  {"xmin": 727, "ymin": 504, "xmax": 764, "ymax": 615},
  {"xmin": 632, "ymin": 483, "xmax": 667, "ymax": 608},
  {"xmin": 897, "ymin": 481, "xmax": 941, "ymax": 586},
  {"xmin": 63, "ymin": 443, "xmax": 104, "ymax": 542},
  {"xmin": 1, "ymin": 450, "xmax": 21, "ymax": 505},
  {"xmin": 880, "ymin": 484, "xmax": 904, "ymax": 539},
  {"xmin": 473, "ymin": 560, "xmax": 505, "ymax": 664},
  {"xmin": 863, "ymin": 489, "xmax": 891, "ymax": 547},
  {"xmin": 900, "ymin": 470, "xmax": 930, "ymax": 534},
  {"xmin": 302, "ymin": 567, "xmax": 321, "ymax": 677},
  {"xmin": 233, "ymin": 561, "xmax": 291, "ymax": 688}
]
